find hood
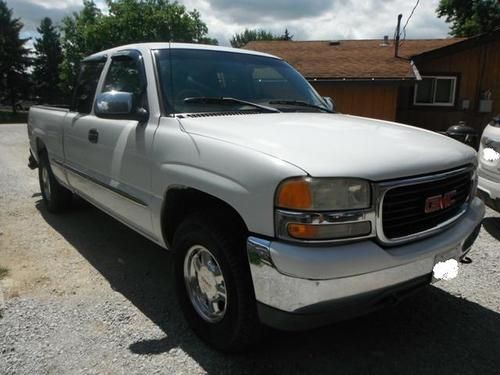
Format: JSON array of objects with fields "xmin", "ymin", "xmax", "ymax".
[{"xmin": 179, "ymin": 112, "xmax": 476, "ymax": 181}]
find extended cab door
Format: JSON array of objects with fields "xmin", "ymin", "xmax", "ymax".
[
  {"xmin": 63, "ymin": 56, "xmax": 107, "ymax": 199},
  {"xmin": 64, "ymin": 50, "xmax": 158, "ymax": 239}
]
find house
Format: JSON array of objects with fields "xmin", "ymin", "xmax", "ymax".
[{"xmin": 245, "ymin": 29, "xmax": 500, "ymax": 132}]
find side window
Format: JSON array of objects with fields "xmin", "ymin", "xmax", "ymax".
[
  {"xmin": 102, "ymin": 56, "xmax": 147, "ymax": 109},
  {"xmin": 72, "ymin": 61, "xmax": 105, "ymax": 114},
  {"xmin": 413, "ymin": 76, "xmax": 457, "ymax": 106}
]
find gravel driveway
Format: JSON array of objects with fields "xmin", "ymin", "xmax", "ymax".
[{"xmin": 1, "ymin": 123, "xmax": 500, "ymax": 374}]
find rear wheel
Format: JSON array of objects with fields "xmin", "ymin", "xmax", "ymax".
[
  {"xmin": 173, "ymin": 213, "xmax": 261, "ymax": 352},
  {"xmin": 38, "ymin": 151, "xmax": 72, "ymax": 213}
]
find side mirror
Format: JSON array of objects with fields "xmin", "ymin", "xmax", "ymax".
[
  {"xmin": 323, "ymin": 96, "xmax": 336, "ymax": 112},
  {"xmin": 95, "ymin": 91, "xmax": 148, "ymax": 122}
]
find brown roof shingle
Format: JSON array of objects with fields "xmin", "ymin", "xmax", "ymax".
[{"xmin": 244, "ymin": 39, "xmax": 464, "ymax": 80}]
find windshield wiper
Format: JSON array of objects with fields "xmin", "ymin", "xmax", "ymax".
[
  {"xmin": 268, "ymin": 100, "xmax": 334, "ymax": 113},
  {"xmin": 184, "ymin": 97, "xmax": 280, "ymax": 113}
]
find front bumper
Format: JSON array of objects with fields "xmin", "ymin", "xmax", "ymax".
[
  {"xmin": 478, "ymin": 173, "xmax": 500, "ymax": 211},
  {"xmin": 247, "ymin": 197, "xmax": 484, "ymax": 330}
]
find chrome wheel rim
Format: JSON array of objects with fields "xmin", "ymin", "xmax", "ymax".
[
  {"xmin": 41, "ymin": 166, "xmax": 51, "ymax": 201},
  {"xmin": 183, "ymin": 245, "xmax": 227, "ymax": 323}
]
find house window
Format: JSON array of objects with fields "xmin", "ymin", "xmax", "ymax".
[{"xmin": 413, "ymin": 76, "xmax": 457, "ymax": 106}]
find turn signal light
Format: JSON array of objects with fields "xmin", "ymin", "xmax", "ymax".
[
  {"xmin": 276, "ymin": 178, "xmax": 313, "ymax": 210},
  {"xmin": 287, "ymin": 222, "xmax": 371, "ymax": 240}
]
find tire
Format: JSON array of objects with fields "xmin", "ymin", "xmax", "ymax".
[
  {"xmin": 38, "ymin": 151, "xmax": 72, "ymax": 213},
  {"xmin": 173, "ymin": 213, "xmax": 262, "ymax": 352}
]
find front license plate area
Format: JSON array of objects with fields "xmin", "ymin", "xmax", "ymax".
[{"xmin": 432, "ymin": 246, "xmax": 460, "ymax": 282}]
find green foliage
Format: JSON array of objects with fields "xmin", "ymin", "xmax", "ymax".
[
  {"xmin": 437, "ymin": 0, "xmax": 500, "ymax": 37},
  {"xmin": 230, "ymin": 28, "xmax": 293, "ymax": 48},
  {"xmin": 59, "ymin": 0, "xmax": 103, "ymax": 96},
  {"xmin": 99, "ymin": 0, "xmax": 217, "ymax": 47},
  {"xmin": 0, "ymin": 0, "xmax": 30, "ymax": 113},
  {"xmin": 0, "ymin": 266, "xmax": 8, "ymax": 279},
  {"xmin": 59, "ymin": 0, "xmax": 217, "ymax": 94},
  {"xmin": 32, "ymin": 18, "xmax": 63, "ymax": 104},
  {"xmin": 0, "ymin": 110, "xmax": 28, "ymax": 124}
]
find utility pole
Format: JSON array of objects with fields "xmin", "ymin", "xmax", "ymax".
[{"xmin": 395, "ymin": 13, "xmax": 402, "ymax": 58}]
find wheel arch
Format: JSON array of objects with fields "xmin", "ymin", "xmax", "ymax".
[
  {"xmin": 161, "ymin": 186, "xmax": 249, "ymax": 249},
  {"xmin": 35, "ymin": 137, "xmax": 47, "ymax": 156}
]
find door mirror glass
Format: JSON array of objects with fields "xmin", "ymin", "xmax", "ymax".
[
  {"xmin": 323, "ymin": 96, "xmax": 336, "ymax": 112},
  {"xmin": 95, "ymin": 91, "xmax": 134, "ymax": 117}
]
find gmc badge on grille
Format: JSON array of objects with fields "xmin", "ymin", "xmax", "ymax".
[{"xmin": 424, "ymin": 190, "xmax": 457, "ymax": 213}]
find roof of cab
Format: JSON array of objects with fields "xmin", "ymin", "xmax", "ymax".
[{"xmin": 83, "ymin": 42, "xmax": 281, "ymax": 62}]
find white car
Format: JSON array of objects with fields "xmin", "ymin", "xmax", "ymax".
[
  {"xmin": 27, "ymin": 43, "xmax": 484, "ymax": 352},
  {"xmin": 478, "ymin": 116, "xmax": 500, "ymax": 211}
]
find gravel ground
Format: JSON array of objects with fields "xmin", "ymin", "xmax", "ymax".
[{"xmin": 1, "ymin": 123, "xmax": 500, "ymax": 374}]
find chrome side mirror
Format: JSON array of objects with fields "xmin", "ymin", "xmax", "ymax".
[
  {"xmin": 323, "ymin": 96, "xmax": 336, "ymax": 112},
  {"xmin": 95, "ymin": 91, "xmax": 148, "ymax": 122}
]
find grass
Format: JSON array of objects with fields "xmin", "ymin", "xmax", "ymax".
[
  {"xmin": 0, "ymin": 266, "xmax": 9, "ymax": 280},
  {"xmin": 0, "ymin": 109, "xmax": 28, "ymax": 124}
]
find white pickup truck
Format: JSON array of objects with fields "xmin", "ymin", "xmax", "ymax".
[
  {"xmin": 478, "ymin": 116, "xmax": 500, "ymax": 211},
  {"xmin": 28, "ymin": 43, "xmax": 484, "ymax": 352}
]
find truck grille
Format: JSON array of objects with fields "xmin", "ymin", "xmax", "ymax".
[{"xmin": 382, "ymin": 169, "xmax": 472, "ymax": 240}]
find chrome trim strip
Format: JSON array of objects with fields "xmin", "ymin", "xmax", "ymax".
[
  {"xmin": 375, "ymin": 165, "xmax": 474, "ymax": 246},
  {"xmin": 52, "ymin": 159, "xmax": 149, "ymax": 207}
]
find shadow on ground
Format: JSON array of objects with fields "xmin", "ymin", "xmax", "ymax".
[
  {"xmin": 482, "ymin": 217, "xmax": 500, "ymax": 241},
  {"xmin": 37, "ymin": 202, "xmax": 500, "ymax": 374}
]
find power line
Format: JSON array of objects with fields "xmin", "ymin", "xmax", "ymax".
[{"xmin": 399, "ymin": 0, "xmax": 420, "ymax": 46}]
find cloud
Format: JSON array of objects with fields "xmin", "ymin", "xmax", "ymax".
[
  {"xmin": 8, "ymin": 0, "xmax": 450, "ymax": 47},
  {"xmin": 10, "ymin": 0, "xmax": 81, "ymax": 33},
  {"xmin": 180, "ymin": 0, "xmax": 450, "ymax": 44},
  {"xmin": 205, "ymin": 0, "xmax": 335, "ymax": 23}
]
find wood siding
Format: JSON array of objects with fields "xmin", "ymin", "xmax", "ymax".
[
  {"xmin": 311, "ymin": 83, "xmax": 398, "ymax": 121},
  {"xmin": 397, "ymin": 38, "xmax": 500, "ymax": 132}
]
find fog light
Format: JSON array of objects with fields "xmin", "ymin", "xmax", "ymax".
[{"xmin": 287, "ymin": 221, "xmax": 371, "ymax": 240}]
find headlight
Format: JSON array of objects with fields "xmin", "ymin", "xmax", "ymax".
[
  {"xmin": 481, "ymin": 137, "xmax": 500, "ymax": 162},
  {"xmin": 275, "ymin": 177, "xmax": 374, "ymax": 242},
  {"xmin": 276, "ymin": 177, "xmax": 371, "ymax": 211},
  {"xmin": 482, "ymin": 148, "xmax": 500, "ymax": 162}
]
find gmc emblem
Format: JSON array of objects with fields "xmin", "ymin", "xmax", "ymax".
[{"xmin": 424, "ymin": 190, "xmax": 457, "ymax": 213}]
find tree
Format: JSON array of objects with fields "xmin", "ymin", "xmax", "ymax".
[
  {"xmin": 0, "ymin": 0, "xmax": 30, "ymax": 113},
  {"xmin": 59, "ymin": 0, "xmax": 103, "ymax": 97},
  {"xmin": 32, "ymin": 17, "xmax": 63, "ymax": 104},
  {"xmin": 282, "ymin": 28, "xmax": 293, "ymax": 41},
  {"xmin": 59, "ymin": 0, "xmax": 217, "ymax": 94},
  {"xmin": 230, "ymin": 28, "xmax": 293, "ymax": 48},
  {"xmin": 98, "ymin": 0, "xmax": 218, "ymax": 48},
  {"xmin": 437, "ymin": 0, "xmax": 500, "ymax": 37}
]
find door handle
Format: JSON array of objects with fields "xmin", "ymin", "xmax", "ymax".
[{"xmin": 88, "ymin": 129, "xmax": 99, "ymax": 143}]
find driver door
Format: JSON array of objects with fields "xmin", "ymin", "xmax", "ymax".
[{"xmin": 67, "ymin": 50, "xmax": 158, "ymax": 238}]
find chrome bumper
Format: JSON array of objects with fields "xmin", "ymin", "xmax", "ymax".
[
  {"xmin": 478, "ymin": 174, "xmax": 500, "ymax": 200},
  {"xmin": 247, "ymin": 198, "xmax": 484, "ymax": 316}
]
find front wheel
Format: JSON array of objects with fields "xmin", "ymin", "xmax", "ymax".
[
  {"xmin": 38, "ymin": 152, "xmax": 72, "ymax": 213},
  {"xmin": 173, "ymin": 213, "xmax": 261, "ymax": 352}
]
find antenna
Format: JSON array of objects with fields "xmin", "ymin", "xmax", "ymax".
[{"xmin": 395, "ymin": 14, "xmax": 402, "ymax": 58}]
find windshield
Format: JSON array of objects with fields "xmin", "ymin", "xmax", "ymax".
[{"xmin": 154, "ymin": 49, "xmax": 328, "ymax": 114}]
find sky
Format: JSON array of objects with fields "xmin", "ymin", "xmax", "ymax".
[{"xmin": 11, "ymin": 0, "xmax": 451, "ymax": 48}]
